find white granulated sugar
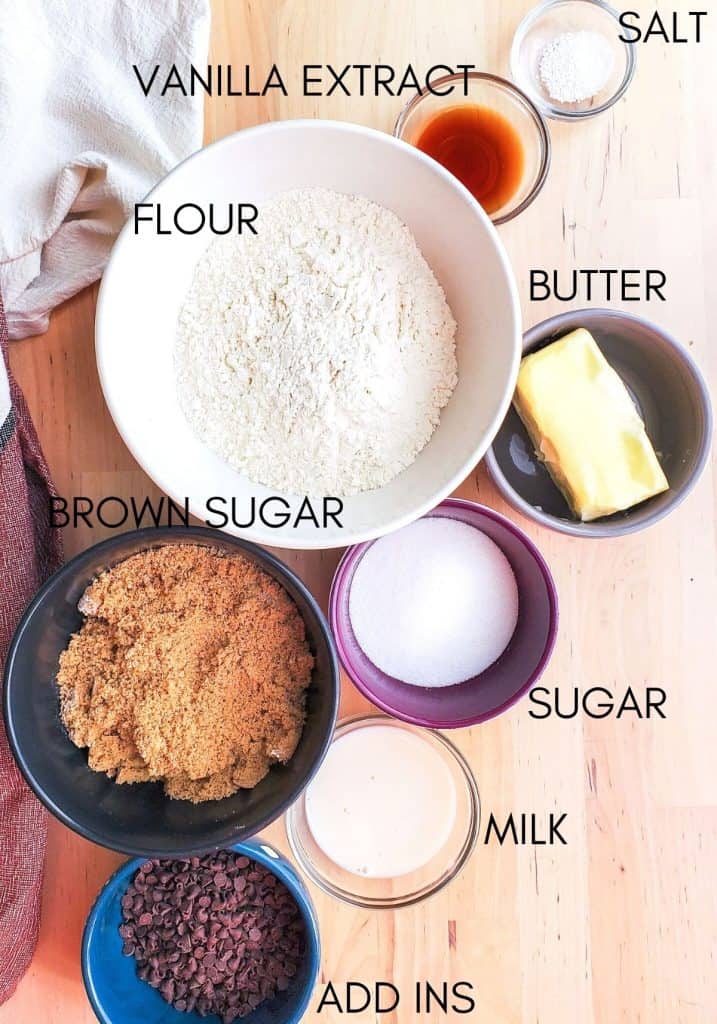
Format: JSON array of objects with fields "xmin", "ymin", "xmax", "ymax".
[
  {"xmin": 539, "ymin": 30, "xmax": 615, "ymax": 104},
  {"xmin": 348, "ymin": 517, "xmax": 519, "ymax": 688},
  {"xmin": 175, "ymin": 188, "xmax": 458, "ymax": 496}
]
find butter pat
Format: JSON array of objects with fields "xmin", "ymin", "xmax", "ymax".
[{"xmin": 514, "ymin": 329, "xmax": 669, "ymax": 521}]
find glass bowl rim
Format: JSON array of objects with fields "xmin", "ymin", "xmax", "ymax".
[
  {"xmin": 285, "ymin": 713, "xmax": 480, "ymax": 909},
  {"xmin": 393, "ymin": 71, "xmax": 551, "ymax": 225},
  {"xmin": 510, "ymin": 0, "xmax": 638, "ymax": 121}
]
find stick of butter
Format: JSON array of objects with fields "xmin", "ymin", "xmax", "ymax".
[{"xmin": 514, "ymin": 328, "xmax": 669, "ymax": 522}]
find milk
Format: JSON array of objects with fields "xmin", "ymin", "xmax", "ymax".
[{"xmin": 305, "ymin": 724, "xmax": 457, "ymax": 878}]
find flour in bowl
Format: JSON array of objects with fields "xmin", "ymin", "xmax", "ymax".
[{"xmin": 175, "ymin": 187, "xmax": 458, "ymax": 496}]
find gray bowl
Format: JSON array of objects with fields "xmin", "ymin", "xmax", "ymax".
[{"xmin": 485, "ymin": 309, "xmax": 713, "ymax": 538}]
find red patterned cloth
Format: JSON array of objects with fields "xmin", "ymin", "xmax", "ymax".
[{"xmin": 0, "ymin": 294, "xmax": 62, "ymax": 1004}]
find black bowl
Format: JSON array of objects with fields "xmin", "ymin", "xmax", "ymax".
[{"xmin": 3, "ymin": 527, "xmax": 339, "ymax": 856}]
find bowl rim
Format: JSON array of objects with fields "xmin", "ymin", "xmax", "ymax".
[
  {"xmin": 2, "ymin": 525, "xmax": 340, "ymax": 856},
  {"xmin": 328, "ymin": 498, "xmax": 559, "ymax": 727},
  {"xmin": 484, "ymin": 308, "xmax": 714, "ymax": 538},
  {"xmin": 81, "ymin": 838, "xmax": 321, "ymax": 1024},
  {"xmin": 284, "ymin": 712, "xmax": 480, "ymax": 909},
  {"xmin": 510, "ymin": 0, "xmax": 638, "ymax": 121},
  {"xmin": 393, "ymin": 71, "xmax": 552, "ymax": 225},
  {"xmin": 95, "ymin": 117, "xmax": 523, "ymax": 551}
]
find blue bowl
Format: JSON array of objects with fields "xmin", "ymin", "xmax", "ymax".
[{"xmin": 82, "ymin": 840, "xmax": 320, "ymax": 1024}]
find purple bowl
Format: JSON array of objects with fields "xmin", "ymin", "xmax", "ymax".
[{"xmin": 329, "ymin": 499, "xmax": 558, "ymax": 728}]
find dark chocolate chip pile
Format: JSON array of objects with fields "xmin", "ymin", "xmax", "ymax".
[{"xmin": 119, "ymin": 852, "xmax": 306, "ymax": 1022}]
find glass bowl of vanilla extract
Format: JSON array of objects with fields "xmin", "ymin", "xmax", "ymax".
[{"xmin": 395, "ymin": 72, "xmax": 551, "ymax": 225}]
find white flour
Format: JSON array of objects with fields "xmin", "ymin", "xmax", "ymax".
[{"xmin": 175, "ymin": 188, "xmax": 457, "ymax": 496}]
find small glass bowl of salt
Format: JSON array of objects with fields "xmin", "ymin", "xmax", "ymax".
[{"xmin": 511, "ymin": 0, "xmax": 636, "ymax": 121}]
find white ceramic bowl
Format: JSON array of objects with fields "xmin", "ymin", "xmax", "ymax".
[{"xmin": 96, "ymin": 120, "xmax": 521, "ymax": 549}]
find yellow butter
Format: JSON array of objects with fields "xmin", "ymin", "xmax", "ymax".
[{"xmin": 514, "ymin": 328, "xmax": 669, "ymax": 522}]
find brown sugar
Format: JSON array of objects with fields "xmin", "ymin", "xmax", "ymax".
[{"xmin": 57, "ymin": 544, "xmax": 314, "ymax": 803}]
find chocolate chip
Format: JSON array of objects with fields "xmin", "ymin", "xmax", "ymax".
[
  {"xmin": 160, "ymin": 979, "xmax": 175, "ymax": 1002},
  {"xmin": 119, "ymin": 853, "xmax": 305, "ymax": 1019}
]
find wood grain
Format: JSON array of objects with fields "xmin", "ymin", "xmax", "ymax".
[{"xmin": 3, "ymin": 1, "xmax": 716, "ymax": 1021}]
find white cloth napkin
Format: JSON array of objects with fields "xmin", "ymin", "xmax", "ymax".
[{"xmin": 0, "ymin": 0, "xmax": 210, "ymax": 340}]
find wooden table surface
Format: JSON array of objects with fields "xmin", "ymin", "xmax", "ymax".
[{"xmin": 4, "ymin": 2, "xmax": 716, "ymax": 1021}]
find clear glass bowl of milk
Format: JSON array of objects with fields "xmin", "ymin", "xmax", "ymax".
[{"xmin": 285, "ymin": 714, "xmax": 480, "ymax": 908}]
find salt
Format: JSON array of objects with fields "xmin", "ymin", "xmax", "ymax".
[
  {"xmin": 538, "ymin": 30, "xmax": 615, "ymax": 104},
  {"xmin": 348, "ymin": 517, "xmax": 519, "ymax": 688}
]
